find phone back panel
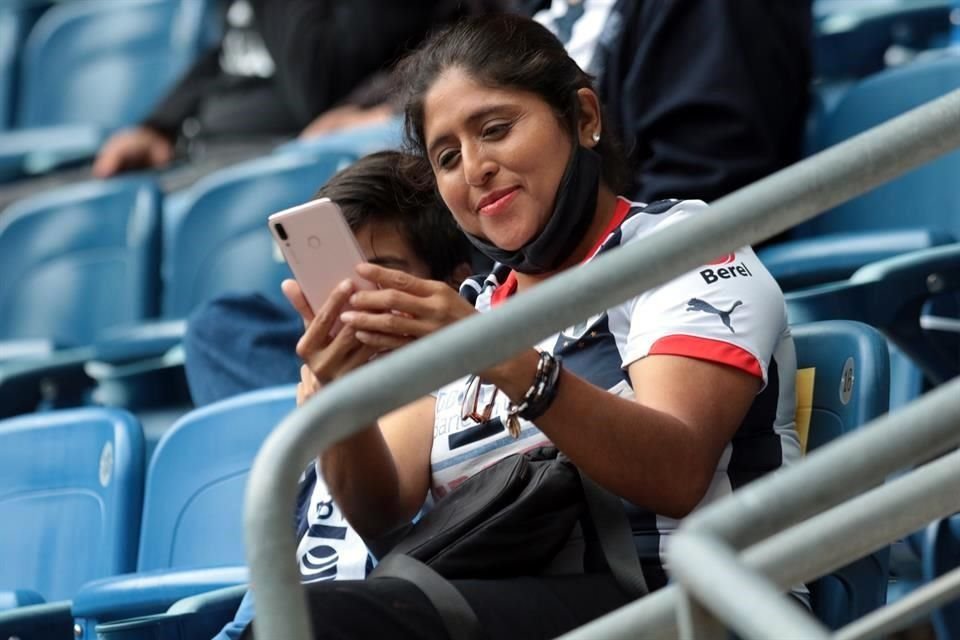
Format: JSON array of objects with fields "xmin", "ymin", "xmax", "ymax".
[{"xmin": 268, "ymin": 198, "xmax": 373, "ymax": 314}]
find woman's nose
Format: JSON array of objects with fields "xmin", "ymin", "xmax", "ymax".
[{"xmin": 462, "ymin": 146, "xmax": 497, "ymax": 187}]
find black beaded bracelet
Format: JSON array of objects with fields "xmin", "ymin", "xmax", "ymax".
[{"xmin": 505, "ymin": 351, "xmax": 562, "ymax": 438}]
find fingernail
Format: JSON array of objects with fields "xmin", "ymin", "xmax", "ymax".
[
  {"xmin": 340, "ymin": 311, "xmax": 356, "ymax": 323},
  {"xmin": 349, "ymin": 294, "xmax": 359, "ymax": 304},
  {"xmin": 339, "ymin": 280, "xmax": 354, "ymax": 293}
]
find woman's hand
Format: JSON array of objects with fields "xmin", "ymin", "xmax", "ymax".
[
  {"xmin": 296, "ymin": 365, "xmax": 322, "ymax": 407},
  {"xmin": 340, "ymin": 263, "xmax": 477, "ymax": 350},
  {"xmin": 283, "ymin": 278, "xmax": 380, "ymax": 385}
]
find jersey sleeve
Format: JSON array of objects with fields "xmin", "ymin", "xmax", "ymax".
[{"xmin": 617, "ymin": 207, "xmax": 787, "ymax": 385}]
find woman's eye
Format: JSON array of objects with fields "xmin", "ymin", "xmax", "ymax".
[
  {"xmin": 481, "ymin": 123, "xmax": 510, "ymax": 139},
  {"xmin": 437, "ymin": 150, "xmax": 460, "ymax": 169}
]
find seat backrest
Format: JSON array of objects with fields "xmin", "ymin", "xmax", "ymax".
[
  {"xmin": 924, "ymin": 515, "xmax": 960, "ymax": 639},
  {"xmin": 0, "ymin": 408, "xmax": 145, "ymax": 601},
  {"xmin": 0, "ymin": 177, "xmax": 162, "ymax": 346},
  {"xmin": 799, "ymin": 51, "xmax": 960, "ymax": 240},
  {"xmin": 0, "ymin": 4, "xmax": 44, "ymax": 131},
  {"xmin": 792, "ymin": 320, "xmax": 891, "ymax": 629},
  {"xmin": 136, "ymin": 385, "xmax": 296, "ymax": 571},
  {"xmin": 162, "ymin": 150, "xmax": 355, "ymax": 318},
  {"xmin": 15, "ymin": 0, "xmax": 209, "ymax": 129}
]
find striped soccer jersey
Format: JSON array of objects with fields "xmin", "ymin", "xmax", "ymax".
[{"xmin": 431, "ymin": 197, "xmax": 801, "ymax": 578}]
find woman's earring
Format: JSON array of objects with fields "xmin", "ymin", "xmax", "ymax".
[{"xmin": 592, "ymin": 131, "xmax": 601, "ymax": 143}]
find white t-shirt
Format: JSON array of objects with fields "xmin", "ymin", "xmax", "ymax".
[{"xmin": 433, "ymin": 198, "xmax": 801, "ymax": 572}]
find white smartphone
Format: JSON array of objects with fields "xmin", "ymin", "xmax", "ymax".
[{"xmin": 268, "ymin": 198, "xmax": 374, "ymax": 334}]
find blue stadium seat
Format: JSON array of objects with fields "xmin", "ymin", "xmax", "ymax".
[
  {"xmin": 761, "ymin": 52, "xmax": 960, "ymax": 411},
  {"xmin": 0, "ymin": 408, "xmax": 145, "ymax": 637},
  {"xmin": 0, "ymin": 2, "xmax": 46, "ymax": 132},
  {"xmin": 923, "ymin": 515, "xmax": 960, "ymax": 639},
  {"xmin": 66, "ymin": 150, "xmax": 356, "ymax": 412},
  {"xmin": 762, "ymin": 51, "xmax": 960, "ymax": 288},
  {"xmin": 71, "ymin": 385, "xmax": 297, "ymax": 637},
  {"xmin": 0, "ymin": 0, "xmax": 213, "ymax": 180},
  {"xmin": 792, "ymin": 320, "xmax": 891, "ymax": 628},
  {"xmin": 0, "ymin": 176, "xmax": 162, "ymax": 349},
  {"xmin": 15, "ymin": 0, "xmax": 208, "ymax": 130},
  {"xmin": 162, "ymin": 150, "xmax": 356, "ymax": 317},
  {"xmin": 813, "ymin": 0, "xmax": 951, "ymax": 82}
]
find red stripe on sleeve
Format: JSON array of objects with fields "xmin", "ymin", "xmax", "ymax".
[{"xmin": 647, "ymin": 335, "xmax": 763, "ymax": 378}]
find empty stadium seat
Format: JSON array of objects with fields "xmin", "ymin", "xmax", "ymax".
[
  {"xmin": 68, "ymin": 149, "xmax": 356, "ymax": 413},
  {"xmin": 762, "ymin": 51, "xmax": 960, "ymax": 288},
  {"xmin": 0, "ymin": 2, "xmax": 46, "ymax": 132},
  {"xmin": 762, "ymin": 52, "xmax": 960, "ymax": 411},
  {"xmin": 0, "ymin": 407, "xmax": 145, "ymax": 638},
  {"xmin": 793, "ymin": 320, "xmax": 891, "ymax": 628},
  {"xmin": 71, "ymin": 385, "xmax": 297, "ymax": 637},
  {"xmin": 0, "ymin": 176, "xmax": 163, "ymax": 417},
  {"xmin": 923, "ymin": 515, "xmax": 960, "ymax": 639},
  {"xmin": 0, "ymin": 0, "xmax": 214, "ymax": 180},
  {"xmin": 813, "ymin": 0, "xmax": 951, "ymax": 82},
  {"xmin": 162, "ymin": 149, "xmax": 356, "ymax": 316},
  {"xmin": 16, "ymin": 0, "xmax": 209, "ymax": 130},
  {"xmin": 0, "ymin": 176, "xmax": 162, "ymax": 349}
]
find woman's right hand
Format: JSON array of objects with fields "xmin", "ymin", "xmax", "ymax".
[{"xmin": 283, "ymin": 279, "xmax": 379, "ymax": 386}]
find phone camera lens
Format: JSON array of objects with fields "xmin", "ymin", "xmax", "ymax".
[{"xmin": 275, "ymin": 223, "xmax": 288, "ymax": 241}]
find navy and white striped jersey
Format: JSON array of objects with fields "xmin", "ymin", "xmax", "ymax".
[{"xmin": 432, "ymin": 197, "xmax": 800, "ymax": 578}]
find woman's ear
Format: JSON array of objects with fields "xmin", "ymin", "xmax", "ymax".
[{"xmin": 576, "ymin": 88, "xmax": 602, "ymax": 148}]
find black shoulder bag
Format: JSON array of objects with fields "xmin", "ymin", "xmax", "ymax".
[{"xmin": 369, "ymin": 446, "xmax": 648, "ymax": 640}]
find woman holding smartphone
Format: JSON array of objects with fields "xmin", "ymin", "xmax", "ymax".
[{"xmin": 269, "ymin": 14, "xmax": 800, "ymax": 640}]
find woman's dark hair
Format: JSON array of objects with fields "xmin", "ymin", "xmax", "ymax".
[
  {"xmin": 315, "ymin": 151, "xmax": 470, "ymax": 282},
  {"xmin": 396, "ymin": 13, "xmax": 629, "ymax": 192}
]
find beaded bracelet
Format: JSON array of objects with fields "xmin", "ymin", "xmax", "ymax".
[{"xmin": 505, "ymin": 350, "xmax": 562, "ymax": 438}]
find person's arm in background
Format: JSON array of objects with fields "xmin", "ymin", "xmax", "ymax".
[
  {"xmin": 251, "ymin": 0, "xmax": 437, "ymax": 130},
  {"xmin": 92, "ymin": 47, "xmax": 224, "ymax": 177},
  {"xmin": 605, "ymin": 0, "xmax": 812, "ymax": 204}
]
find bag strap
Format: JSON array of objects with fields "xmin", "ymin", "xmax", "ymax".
[
  {"xmin": 370, "ymin": 553, "xmax": 483, "ymax": 640},
  {"xmin": 578, "ymin": 468, "xmax": 650, "ymax": 599}
]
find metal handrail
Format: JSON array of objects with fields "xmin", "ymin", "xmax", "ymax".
[
  {"xmin": 561, "ymin": 397, "xmax": 960, "ymax": 639},
  {"xmin": 668, "ymin": 438, "xmax": 960, "ymax": 639},
  {"xmin": 245, "ymin": 88, "xmax": 960, "ymax": 639}
]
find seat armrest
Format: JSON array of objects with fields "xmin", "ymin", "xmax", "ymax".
[
  {"xmin": 787, "ymin": 243, "xmax": 960, "ymax": 383},
  {"xmin": 0, "ymin": 124, "xmax": 104, "ymax": 181},
  {"xmin": 96, "ymin": 587, "xmax": 249, "ymax": 640},
  {"xmin": 0, "ymin": 339, "xmax": 55, "ymax": 362},
  {"xmin": 92, "ymin": 320, "xmax": 188, "ymax": 365},
  {"xmin": 71, "ymin": 566, "xmax": 248, "ymax": 623},
  {"xmin": 758, "ymin": 229, "xmax": 954, "ymax": 291},
  {"xmin": 167, "ymin": 584, "xmax": 248, "ymax": 615},
  {"xmin": 0, "ymin": 601, "xmax": 73, "ymax": 638},
  {"xmin": 0, "ymin": 589, "xmax": 45, "ymax": 612}
]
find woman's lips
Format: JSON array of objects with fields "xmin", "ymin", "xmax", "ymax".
[{"xmin": 477, "ymin": 187, "xmax": 520, "ymax": 217}]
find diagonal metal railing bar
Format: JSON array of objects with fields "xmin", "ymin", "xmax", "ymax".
[
  {"xmin": 737, "ymin": 446, "xmax": 960, "ymax": 597},
  {"xmin": 834, "ymin": 565, "xmax": 960, "ymax": 640},
  {"xmin": 561, "ymin": 386, "xmax": 960, "ymax": 640},
  {"xmin": 669, "ymin": 532, "xmax": 832, "ymax": 640},
  {"xmin": 670, "ymin": 442, "xmax": 960, "ymax": 638},
  {"xmin": 245, "ymin": 89, "xmax": 960, "ymax": 639}
]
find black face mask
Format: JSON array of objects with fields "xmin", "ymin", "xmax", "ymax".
[{"xmin": 464, "ymin": 144, "xmax": 602, "ymax": 275}]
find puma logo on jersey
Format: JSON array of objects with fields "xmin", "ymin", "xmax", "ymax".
[{"xmin": 686, "ymin": 298, "xmax": 743, "ymax": 333}]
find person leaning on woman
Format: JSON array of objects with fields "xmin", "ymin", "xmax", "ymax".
[{"xmin": 243, "ymin": 14, "xmax": 802, "ymax": 640}]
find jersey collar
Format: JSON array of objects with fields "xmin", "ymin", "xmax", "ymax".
[{"xmin": 491, "ymin": 197, "xmax": 632, "ymax": 307}]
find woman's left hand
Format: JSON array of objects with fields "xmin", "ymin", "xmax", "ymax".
[{"xmin": 341, "ymin": 263, "xmax": 477, "ymax": 350}]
